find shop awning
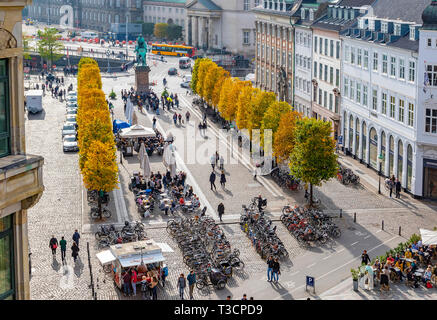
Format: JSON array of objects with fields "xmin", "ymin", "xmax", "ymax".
[
  {"xmin": 119, "ymin": 252, "xmax": 166, "ymax": 268},
  {"xmin": 420, "ymin": 228, "xmax": 437, "ymax": 245},
  {"xmin": 119, "ymin": 124, "xmax": 156, "ymax": 138},
  {"xmin": 96, "ymin": 250, "xmax": 116, "ymax": 266},
  {"xmin": 156, "ymin": 242, "xmax": 174, "ymax": 253}
]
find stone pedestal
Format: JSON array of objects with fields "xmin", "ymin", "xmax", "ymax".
[{"xmin": 135, "ymin": 65, "xmax": 151, "ymax": 94}]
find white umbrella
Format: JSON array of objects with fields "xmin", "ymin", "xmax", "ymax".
[
  {"xmin": 138, "ymin": 142, "xmax": 145, "ymax": 166},
  {"xmin": 162, "ymin": 143, "xmax": 177, "ymax": 177},
  {"xmin": 142, "ymin": 150, "xmax": 151, "ymax": 179}
]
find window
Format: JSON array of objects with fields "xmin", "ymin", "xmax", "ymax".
[
  {"xmin": 363, "ymin": 85, "xmax": 368, "ymax": 106},
  {"xmin": 399, "ymin": 99, "xmax": 405, "ymax": 123},
  {"xmin": 344, "ymin": 77, "xmax": 349, "ymax": 97},
  {"xmin": 336, "ymin": 41, "xmax": 340, "ymax": 59},
  {"xmin": 373, "ymin": 52, "xmax": 378, "ymax": 71},
  {"xmin": 314, "ymin": 36, "xmax": 318, "ymax": 52},
  {"xmin": 399, "ymin": 59, "xmax": 405, "ymax": 80},
  {"xmin": 319, "ymin": 37, "xmax": 322, "ymax": 54},
  {"xmin": 0, "ymin": 60, "xmax": 10, "ymax": 157},
  {"xmin": 314, "ymin": 62, "xmax": 317, "ymax": 77},
  {"xmin": 381, "ymin": 22, "xmax": 388, "ymax": 33},
  {"xmin": 329, "ymin": 93, "xmax": 333, "ymax": 111},
  {"xmin": 409, "ymin": 26, "xmax": 415, "ymax": 40},
  {"xmin": 390, "ymin": 57, "xmax": 396, "ymax": 77},
  {"xmin": 372, "ymin": 89, "xmax": 378, "ymax": 110},
  {"xmin": 408, "ymin": 103, "xmax": 414, "ymax": 127},
  {"xmin": 350, "ymin": 80, "xmax": 355, "ymax": 100},
  {"xmin": 243, "ymin": 31, "xmax": 250, "ymax": 45},
  {"xmin": 364, "ymin": 50, "xmax": 368, "ymax": 69},
  {"xmin": 244, "ymin": 0, "xmax": 250, "ymax": 10},
  {"xmin": 351, "ymin": 47, "xmax": 355, "ymax": 64},
  {"xmin": 425, "ymin": 108, "xmax": 437, "ymax": 133},
  {"xmin": 356, "ymin": 83, "xmax": 361, "ymax": 103},
  {"xmin": 394, "ymin": 24, "xmax": 401, "ymax": 36},
  {"xmin": 382, "ymin": 92, "xmax": 387, "ymax": 114},
  {"xmin": 426, "ymin": 65, "xmax": 437, "ymax": 86},
  {"xmin": 318, "ymin": 88, "xmax": 322, "ymax": 105},
  {"xmin": 369, "ymin": 19, "xmax": 375, "ymax": 31},
  {"xmin": 390, "ymin": 96, "xmax": 395, "ymax": 118},
  {"xmin": 335, "ymin": 69, "xmax": 339, "ymax": 87},
  {"xmin": 329, "ymin": 67, "xmax": 333, "ymax": 84},
  {"xmin": 382, "ymin": 54, "xmax": 388, "ymax": 74},
  {"xmin": 323, "ymin": 91, "xmax": 327, "ymax": 108},
  {"xmin": 409, "ymin": 61, "xmax": 415, "ymax": 82},
  {"xmin": 428, "ymin": 38, "xmax": 432, "ymax": 47},
  {"xmin": 357, "ymin": 49, "xmax": 362, "ymax": 67},
  {"xmin": 319, "ymin": 64, "xmax": 322, "ymax": 80},
  {"xmin": 324, "ymin": 65, "xmax": 328, "ymax": 81},
  {"xmin": 330, "ymin": 40, "xmax": 334, "ymax": 57},
  {"xmin": 345, "ymin": 45, "xmax": 350, "ymax": 63},
  {"xmin": 288, "ymin": 53, "xmax": 292, "ymax": 69},
  {"xmin": 0, "ymin": 215, "xmax": 14, "ymax": 300}
]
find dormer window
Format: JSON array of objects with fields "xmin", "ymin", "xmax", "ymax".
[
  {"xmin": 409, "ymin": 26, "xmax": 416, "ymax": 40},
  {"xmin": 394, "ymin": 24, "xmax": 401, "ymax": 36},
  {"xmin": 369, "ymin": 19, "xmax": 375, "ymax": 31},
  {"xmin": 358, "ymin": 19, "xmax": 364, "ymax": 29},
  {"xmin": 301, "ymin": 8, "xmax": 306, "ymax": 19},
  {"xmin": 309, "ymin": 9, "xmax": 314, "ymax": 21},
  {"xmin": 332, "ymin": 8, "xmax": 337, "ymax": 19},
  {"xmin": 381, "ymin": 22, "xmax": 388, "ymax": 33}
]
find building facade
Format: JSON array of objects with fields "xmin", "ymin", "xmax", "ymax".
[
  {"xmin": 0, "ymin": 0, "xmax": 44, "ymax": 300},
  {"xmin": 185, "ymin": 0, "xmax": 257, "ymax": 57},
  {"xmin": 143, "ymin": 0, "xmax": 186, "ymax": 30}
]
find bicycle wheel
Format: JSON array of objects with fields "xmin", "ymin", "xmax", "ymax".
[
  {"xmin": 103, "ymin": 264, "xmax": 112, "ymax": 273},
  {"xmin": 196, "ymin": 280, "xmax": 207, "ymax": 290},
  {"xmin": 95, "ymin": 231, "xmax": 103, "ymax": 240},
  {"xmin": 230, "ymin": 257, "xmax": 245, "ymax": 270},
  {"xmin": 91, "ymin": 209, "xmax": 100, "ymax": 219},
  {"xmin": 216, "ymin": 279, "xmax": 226, "ymax": 290},
  {"xmin": 330, "ymin": 227, "xmax": 341, "ymax": 239},
  {"xmin": 102, "ymin": 208, "xmax": 112, "ymax": 218}
]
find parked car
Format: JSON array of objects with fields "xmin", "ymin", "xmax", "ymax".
[
  {"xmin": 63, "ymin": 135, "xmax": 79, "ymax": 152},
  {"xmin": 67, "ymin": 91, "xmax": 77, "ymax": 98},
  {"xmin": 62, "ymin": 123, "xmax": 76, "ymax": 137},
  {"xmin": 46, "ymin": 73, "xmax": 55, "ymax": 82},
  {"xmin": 66, "ymin": 96, "xmax": 77, "ymax": 103},
  {"xmin": 66, "ymin": 108, "xmax": 77, "ymax": 115},
  {"xmin": 168, "ymin": 67, "xmax": 177, "ymax": 75},
  {"xmin": 66, "ymin": 103, "xmax": 77, "ymax": 109},
  {"xmin": 180, "ymin": 81, "xmax": 191, "ymax": 88}
]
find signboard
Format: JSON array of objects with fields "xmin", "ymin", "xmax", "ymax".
[
  {"xmin": 338, "ymin": 135, "xmax": 343, "ymax": 145},
  {"xmin": 306, "ymin": 276, "xmax": 315, "ymax": 294}
]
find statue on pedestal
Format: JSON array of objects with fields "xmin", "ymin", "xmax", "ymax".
[
  {"xmin": 135, "ymin": 36, "xmax": 148, "ymax": 67},
  {"xmin": 278, "ymin": 66, "xmax": 288, "ymax": 102}
]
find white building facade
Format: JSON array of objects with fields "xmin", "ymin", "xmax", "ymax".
[{"xmin": 143, "ymin": 0, "xmax": 186, "ymax": 28}]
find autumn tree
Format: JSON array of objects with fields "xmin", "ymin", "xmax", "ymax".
[
  {"xmin": 36, "ymin": 28, "xmax": 64, "ymax": 70},
  {"xmin": 250, "ymin": 91, "xmax": 276, "ymax": 131},
  {"xmin": 191, "ymin": 58, "xmax": 205, "ymax": 94},
  {"xmin": 260, "ymin": 101, "xmax": 292, "ymax": 146},
  {"xmin": 219, "ymin": 79, "xmax": 252, "ymax": 121},
  {"xmin": 202, "ymin": 62, "xmax": 219, "ymax": 105},
  {"xmin": 289, "ymin": 118, "xmax": 338, "ymax": 206},
  {"xmin": 272, "ymin": 110, "xmax": 301, "ymax": 162},
  {"xmin": 236, "ymin": 86, "xmax": 255, "ymax": 130},
  {"xmin": 154, "ymin": 23, "xmax": 168, "ymax": 39},
  {"xmin": 196, "ymin": 59, "xmax": 214, "ymax": 101},
  {"xmin": 211, "ymin": 68, "xmax": 230, "ymax": 109}
]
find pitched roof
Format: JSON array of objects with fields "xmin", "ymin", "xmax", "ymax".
[
  {"xmin": 186, "ymin": 0, "xmax": 222, "ymax": 11},
  {"xmin": 337, "ymin": 0, "xmax": 375, "ymax": 7},
  {"xmin": 371, "ymin": 0, "xmax": 431, "ymax": 24}
]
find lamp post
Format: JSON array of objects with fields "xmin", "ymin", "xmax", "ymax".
[
  {"xmin": 125, "ymin": 12, "xmax": 129, "ymax": 61},
  {"xmin": 378, "ymin": 154, "xmax": 384, "ymax": 194}
]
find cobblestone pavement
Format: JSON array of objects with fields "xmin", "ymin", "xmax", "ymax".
[{"xmin": 25, "ymin": 55, "xmax": 437, "ymax": 300}]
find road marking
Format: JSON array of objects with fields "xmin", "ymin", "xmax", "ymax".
[
  {"xmin": 290, "ymin": 271, "xmax": 300, "ymax": 276},
  {"xmin": 350, "ymin": 241, "xmax": 359, "ymax": 246},
  {"xmin": 364, "ymin": 235, "xmax": 371, "ymax": 239},
  {"xmin": 376, "ymin": 230, "xmax": 383, "ymax": 234},
  {"xmin": 336, "ymin": 248, "xmax": 345, "ymax": 253},
  {"xmin": 322, "ymin": 255, "xmax": 332, "ymax": 260},
  {"xmin": 307, "ymin": 263, "xmax": 316, "ymax": 268}
]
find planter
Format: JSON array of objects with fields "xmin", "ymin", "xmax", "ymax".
[{"xmin": 353, "ymin": 279, "xmax": 359, "ymax": 291}]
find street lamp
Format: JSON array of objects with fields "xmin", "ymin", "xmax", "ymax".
[
  {"xmin": 378, "ymin": 154, "xmax": 384, "ymax": 194},
  {"xmin": 125, "ymin": 12, "xmax": 129, "ymax": 61}
]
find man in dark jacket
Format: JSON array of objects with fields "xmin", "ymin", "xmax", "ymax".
[
  {"xmin": 395, "ymin": 179, "xmax": 401, "ymax": 199},
  {"xmin": 72, "ymin": 229, "xmax": 81, "ymax": 248},
  {"xmin": 361, "ymin": 250, "xmax": 371, "ymax": 265},
  {"xmin": 272, "ymin": 258, "xmax": 280, "ymax": 283},
  {"xmin": 267, "ymin": 256, "xmax": 274, "ymax": 282},
  {"xmin": 187, "ymin": 270, "xmax": 196, "ymax": 300},
  {"xmin": 218, "ymin": 203, "xmax": 225, "ymax": 222},
  {"xmin": 209, "ymin": 171, "xmax": 217, "ymax": 191},
  {"xmin": 49, "ymin": 235, "xmax": 58, "ymax": 256}
]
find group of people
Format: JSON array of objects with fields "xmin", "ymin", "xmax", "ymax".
[
  {"xmin": 62, "ymin": 65, "xmax": 78, "ymax": 76},
  {"xmin": 209, "ymin": 151, "xmax": 227, "ymax": 191},
  {"xmin": 360, "ymin": 242, "xmax": 437, "ymax": 291},
  {"xmin": 266, "ymin": 256, "xmax": 281, "ymax": 283},
  {"xmin": 48, "ymin": 230, "xmax": 81, "ymax": 264},
  {"xmin": 121, "ymin": 263, "xmax": 168, "ymax": 300},
  {"xmin": 386, "ymin": 174, "xmax": 402, "ymax": 199}
]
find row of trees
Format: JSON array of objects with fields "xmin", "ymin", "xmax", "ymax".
[
  {"xmin": 77, "ymin": 57, "xmax": 118, "ymax": 217},
  {"xmin": 153, "ymin": 23, "xmax": 183, "ymax": 40},
  {"xmin": 191, "ymin": 59, "xmax": 338, "ymax": 204}
]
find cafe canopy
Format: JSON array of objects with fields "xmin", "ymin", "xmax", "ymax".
[
  {"xmin": 420, "ymin": 229, "xmax": 437, "ymax": 245},
  {"xmin": 119, "ymin": 124, "xmax": 156, "ymax": 138}
]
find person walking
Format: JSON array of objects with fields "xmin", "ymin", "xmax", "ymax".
[
  {"xmin": 161, "ymin": 264, "xmax": 168, "ymax": 287},
  {"xmin": 177, "ymin": 273, "xmax": 186, "ymax": 300},
  {"xmin": 217, "ymin": 202, "xmax": 225, "ymax": 222},
  {"xmin": 215, "ymin": 151, "xmax": 219, "ymax": 166},
  {"xmin": 210, "ymin": 154, "xmax": 216, "ymax": 171},
  {"xmin": 150, "ymin": 276, "xmax": 159, "ymax": 300},
  {"xmin": 209, "ymin": 171, "xmax": 217, "ymax": 191},
  {"xmin": 395, "ymin": 179, "xmax": 401, "ymax": 199},
  {"xmin": 71, "ymin": 241, "xmax": 79, "ymax": 263},
  {"xmin": 220, "ymin": 170, "xmax": 226, "ymax": 189},
  {"xmin": 272, "ymin": 258, "xmax": 280, "ymax": 283},
  {"xmin": 185, "ymin": 111, "xmax": 190, "ymax": 123},
  {"xmin": 72, "ymin": 229, "xmax": 80, "ymax": 248},
  {"xmin": 219, "ymin": 155, "xmax": 224, "ymax": 171},
  {"xmin": 267, "ymin": 256, "xmax": 274, "ymax": 282},
  {"xmin": 389, "ymin": 175, "xmax": 395, "ymax": 198},
  {"xmin": 152, "ymin": 116, "xmax": 157, "ymax": 130},
  {"xmin": 131, "ymin": 268, "xmax": 138, "ymax": 297},
  {"xmin": 49, "ymin": 235, "xmax": 58, "ymax": 256},
  {"xmin": 173, "ymin": 112, "xmax": 177, "ymax": 125},
  {"xmin": 140, "ymin": 276, "xmax": 148, "ymax": 300},
  {"xmin": 187, "ymin": 270, "xmax": 196, "ymax": 300},
  {"xmin": 122, "ymin": 270, "xmax": 131, "ymax": 296},
  {"xmin": 361, "ymin": 250, "xmax": 371, "ymax": 265},
  {"xmin": 60, "ymin": 236, "xmax": 67, "ymax": 263},
  {"xmin": 178, "ymin": 113, "xmax": 182, "ymax": 125}
]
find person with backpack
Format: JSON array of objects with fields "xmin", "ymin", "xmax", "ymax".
[
  {"xmin": 71, "ymin": 241, "xmax": 79, "ymax": 263},
  {"xmin": 161, "ymin": 264, "xmax": 168, "ymax": 287},
  {"xmin": 177, "ymin": 273, "xmax": 186, "ymax": 300},
  {"xmin": 49, "ymin": 235, "xmax": 58, "ymax": 256},
  {"xmin": 59, "ymin": 236, "xmax": 67, "ymax": 263}
]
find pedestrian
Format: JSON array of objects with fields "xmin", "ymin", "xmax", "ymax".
[
  {"xmin": 72, "ymin": 229, "xmax": 80, "ymax": 247},
  {"xmin": 266, "ymin": 256, "xmax": 274, "ymax": 282},
  {"xmin": 187, "ymin": 270, "xmax": 196, "ymax": 300},
  {"xmin": 122, "ymin": 270, "xmax": 131, "ymax": 296},
  {"xmin": 218, "ymin": 202, "xmax": 225, "ymax": 222},
  {"xmin": 152, "ymin": 116, "xmax": 157, "ymax": 130},
  {"xmin": 389, "ymin": 175, "xmax": 396, "ymax": 198},
  {"xmin": 177, "ymin": 273, "xmax": 186, "ymax": 300},
  {"xmin": 150, "ymin": 276, "xmax": 159, "ymax": 300},
  {"xmin": 178, "ymin": 113, "xmax": 182, "ymax": 125},
  {"xmin": 60, "ymin": 236, "xmax": 67, "ymax": 262},
  {"xmin": 71, "ymin": 241, "xmax": 79, "ymax": 263},
  {"xmin": 241, "ymin": 294, "xmax": 247, "ymax": 300},
  {"xmin": 220, "ymin": 170, "xmax": 226, "ymax": 189},
  {"xmin": 49, "ymin": 235, "xmax": 58, "ymax": 256},
  {"xmin": 219, "ymin": 155, "xmax": 224, "ymax": 171},
  {"xmin": 215, "ymin": 151, "xmax": 219, "ymax": 166},
  {"xmin": 185, "ymin": 111, "xmax": 190, "ymax": 123},
  {"xmin": 209, "ymin": 171, "xmax": 217, "ymax": 191},
  {"xmin": 272, "ymin": 258, "xmax": 280, "ymax": 283},
  {"xmin": 173, "ymin": 112, "xmax": 177, "ymax": 125},
  {"xmin": 395, "ymin": 179, "xmax": 401, "ymax": 199},
  {"xmin": 140, "ymin": 276, "xmax": 148, "ymax": 300},
  {"xmin": 210, "ymin": 154, "xmax": 216, "ymax": 171},
  {"xmin": 131, "ymin": 268, "xmax": 138, "ymax": 297},
  {"xmin": 361, "ymin": 250, "xmax": 371, "ymax": 265},
  {"xmin": 161, "ymin": 264, "xmax": 168, "ymax": 287},
  {"xmin": 226, "ymin": 296, "xmax": 231, "ymax": 300}
]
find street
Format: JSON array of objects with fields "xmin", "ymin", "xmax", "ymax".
[{"xmin": 25, "ymin": 53, "xmax": 437, "ymax": 300}]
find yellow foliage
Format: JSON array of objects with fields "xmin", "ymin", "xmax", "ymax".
[
  {"xmin": 236, "ymin": 86, "xmax": 255, "ymax": 130},
  {"xmin": 219, "ymin": 79, "xmax": 252, "ymax": 121},
  {"xmin": 273, "ymin": 110, "xmax": 301, "ymax": 162},
  {"xmin": 195, "ymin": 59, "xmax": 214, "ymax": 99},
  {"xmin": 211, "ymin": 68, "xmax": 230, "ymax": 108}
]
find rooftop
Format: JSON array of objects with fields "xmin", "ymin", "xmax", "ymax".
[{"xmin": 371, "ymin": 0, "xmax": 431, "ymax": 24}]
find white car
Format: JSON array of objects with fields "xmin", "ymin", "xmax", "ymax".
[
  {"xmin": 66, "ymin": 108, "xmax": 77, "ymax": 115},
  {"xmin": 62, "ymin": 123, "xmax": 76, "ymax": 138},
  {"xmin": 63, "ymin": 135, "xmax": 78, "ymax": 152},
  {"xmin": 183, "ymin": 75, "xmax": 192, "ymax": 82},
  {"xmin": 67, "ymin": 91, "xmax": 77, "ymax": 98},
  {"xmin": 66, "ymin": 96, "xmax": 77, "ymax": 104}
]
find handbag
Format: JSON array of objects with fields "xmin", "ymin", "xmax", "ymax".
[{"xmin": 52, "ymin": 244, "xmax": 57, "ymax": 249}]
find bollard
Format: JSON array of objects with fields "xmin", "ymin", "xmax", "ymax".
[
  {"xmin": 353, "ymin": 212, "xmax": 356, "ymax": 223},
  {"xmin": 340, "ymin": 209, "xmax": 342, "ymax": 218},
  {"xmin": 399, "ymin": 226, "xmax": 401, "ymax": 236},
  {"xmin": 382, "ymin": 220, "xmax": 384, "ymax": 230}
]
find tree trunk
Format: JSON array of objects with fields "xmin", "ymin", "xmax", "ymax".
[
  {"xmin": 310, "ymin": 183, "xmax": 313, "ymax": 207},
  {"xmin": 98, "ymin": 195, "xmax": 102, "ymax": 219}
]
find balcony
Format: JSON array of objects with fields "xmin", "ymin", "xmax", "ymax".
[{"xmin": 0, "ymin": 154, "xmax": 44, "ymax": 211}]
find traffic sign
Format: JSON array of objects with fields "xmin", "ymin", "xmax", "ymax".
[
  {"xmin": 306, "ymin": 276, "xmax": 315, "ymax": 294},
  {"xmin": 106, "ymin": 50, "xmax": 110, "ymax": 57}
]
